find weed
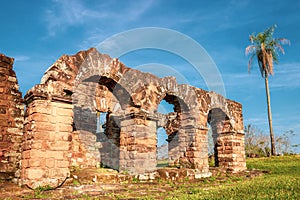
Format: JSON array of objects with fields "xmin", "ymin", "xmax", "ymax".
[
  {"xmin": 121, "ymin": 170, "xmax": 129, "ymax": 175},
  {"xmin": 81, "ymin": 193, "xmax": 92, "ymax": 200},
  {"xmin": 132, "ymin": 177, "xmax": 140, "ymax": 183},
  {"xmin": 73, "ymin": 179, "xmax": 81, "ymax": 186},
  {"xmin": 157, "ymin": 177, "xmax": 163, "ymax": 183},
  {"xmin": 209, "ymin": 176, "xmax": 216, "ymax": 182}
]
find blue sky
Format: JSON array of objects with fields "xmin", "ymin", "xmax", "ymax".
[{"xmin": 1, "ymin": 0, "xmax": 300, "ymax": 151}]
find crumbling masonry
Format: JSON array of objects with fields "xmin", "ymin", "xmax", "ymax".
[{"xmin": 0, "ymin": 48, "xmax": 246, "ymax": 188}]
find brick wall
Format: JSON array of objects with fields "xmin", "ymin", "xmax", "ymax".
[{"xmin": 0, "ymin": 54, "xmax": 24, "ymax": 181}]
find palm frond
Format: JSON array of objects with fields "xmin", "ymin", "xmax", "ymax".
[
  {"xmin": 248, "ymin": 53, "xmax": 255, "ymax": 73},
  {"xmin": 266, "ymin": 51, "xmax": 274, "ymax": 75},
  {"xmin": 257, "ymin": 56, "xmax": 265, "ymax": 77},
  {"xmin": 245, "ymin": 45, "xmax": 256, "ymax": 56},
  {"xmin": 276, "ymin": 43, "xmax": 285, "ymax": 54},
  {"xmin": 278, "ymin": 38, "xmax": 291, "ymax": 45}
]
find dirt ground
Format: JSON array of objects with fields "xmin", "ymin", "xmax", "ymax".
[{"xmin": 0, "ymin": 168, "xmax": 264, "ymax": 199}]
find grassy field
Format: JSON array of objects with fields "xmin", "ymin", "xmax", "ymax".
[
  {"xmin": 0, "ymin": 155, "xmax": 299, "ymax": 199},
  {"xmin": 163, "ymin": 155, "xmax": 300, "ymax": 200}
]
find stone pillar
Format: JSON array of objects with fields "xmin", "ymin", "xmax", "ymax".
[
  {"xmin": 210, "ymin": 118, "xmax": 246, "ymax": 172},
  {"xmin": 175, "ymin": 112, "xmax": 209, "ymax": 170},
  {"xmin": 119, "ymin": 113, "xmax": 157, "ymax": 174},
  {"xmin": 191, "ymin": 128, "xmax": 210, "ymax": 173},
  {"xmin": 22, "ymin": 97, "xmax": 72, "ymax": 188},
  {"xmin": 216, "ymin": 132, "xmax": 246, "ymax": 172},
  {"xmin": 0, "ymin": 54, "xmax": 24, "ymax": 181}
]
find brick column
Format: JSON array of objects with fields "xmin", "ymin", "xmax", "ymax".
[
  {"xmin": 0, "ymin": 54, "xmax": 24, "ymax": 182},
  {"xmin": 119, "ymin": 112, "xmax": 157, "ymax": 174},
  {"xmin": 210, "ymin": 119, "xmax": 246, "ymax": 172},
  {"xmin": 216, "ymin": 132, "xmax": 246, "ymax": 172},
  {"xmin": 22, "ymin": 97, "xmax": 72, "ymax": 188},
  {"xmin": 191, "ymin": 128, "xmax": 210, "ymax": 173}
]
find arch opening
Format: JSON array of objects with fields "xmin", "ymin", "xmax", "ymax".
[
  {"xmin": 73, "ymin": 74, "xmax": 134, "ymax": 170},
  {"xmin": 156, "ymin": 94, "xmax": 188, "ymax": 168},
  {"xmin": 207, "ymin": 108, "xmax": 230, "ymax": 167},
  {"xmin": 156, "ymin": 127, "xmax": 169, "ymax": 168}
]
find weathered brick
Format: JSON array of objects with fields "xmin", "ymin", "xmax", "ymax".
[
  {"xmin": 26, "ymin": 168, "xmax": 44, "ymax": 180},
  {"xmin": 29, "ymin": 159, "xmax": 41, "ymax": 167},
  {"xmin": 57, "ymin": 124, "xmax": 72, "ymax": 133},
  {"xmin": 48, "ymin": 141, "xmax": 69, "ymax": 151},
  {"xmin": 56, "ymin": 160, "xmax": 69, "ymax": 168},
  {"xmin": 56, "ymin": 107, "xmax": 73, "ymax": 117},
  {"xmin": 45, "ymin": 158, "xmax": 55, "ymax": 168},
  {"xmin": 44, "ymin": 151, "xmax": 64, "ymax": 159}
]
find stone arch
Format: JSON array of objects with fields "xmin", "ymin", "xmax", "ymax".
[
  {"xmin": 97, "ymin": 76, "xmax": 134, "ymax": 110},
  {"xmin": 207, "ymin": 108, "xmax": 231, "ymax": 167},
  {"xmin": 206, "ymin": 107, "xmax": 246, "ymax": 171},
  {"xmin": 73, "ymin": 71, "xmax": 136, "ymax": 170},
  {"xmin": 155, "ymin": 91, "xmax": 203, "ymax": 168},
  {"xmin": 155, "ymin": 93, "xmax": 187, "ymax": 167},
  {"xmin": 19, "ymin": 48, "xmax": 246, "ymax": 187}
]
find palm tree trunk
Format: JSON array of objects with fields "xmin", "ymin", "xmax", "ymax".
[{"xmin": 264, "ymin": 73, "xmax": 276, "ymax": 156}]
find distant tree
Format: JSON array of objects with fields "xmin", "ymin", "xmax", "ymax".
[
  {"xmin": 244, "ymin": 124, "xmax": 270, "ymax": 157},
  {"xmin": 245, "ymin": 124, "xmax": 298, "ymax": 157},
  {"xmin": 245, "ymin": 25, "xmax": 290, "ymax": 156},
  {"xmin": 276, "ymin": 130, "xmax": 299, "ymax": 155}
]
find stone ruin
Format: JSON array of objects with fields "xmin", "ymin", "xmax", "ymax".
[{"xmin": 0, "ymin": 48, "xmax": 246, "ymax": 188}]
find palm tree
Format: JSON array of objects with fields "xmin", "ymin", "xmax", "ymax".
[{"xmin": 245, "ymin": 25, "xmax": 290, "ymax": 156}]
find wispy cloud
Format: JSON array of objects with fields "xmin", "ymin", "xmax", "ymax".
[
  {"xmin": 245, "ymin": 116, "xmax": 268, "ymax": 126},
  {"xmin": 219, "ymin": 61, "xmax": 300, "ymax": 91},
  {"xmin": 13, "ymin": 55, "xmax": 30, "ymax": 62},
  {"xmin": 44, "ymin": 0, "xmax": 155, "ymax": 37},
  {"xmin": 269, "ymin": 62, "xmax": 300, "ymax": 89},
  {"xmin": 44, "ymin": 0, "xmax": 107, "ymax": 36}
]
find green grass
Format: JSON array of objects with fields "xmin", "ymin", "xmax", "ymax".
[
  {"xmin": 167, "ymin": 155, "xmax": 300, "ymax": 200},
  {"xmin": 8, "ymin": 155, "xmax": 298, "ymax": 199}
]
